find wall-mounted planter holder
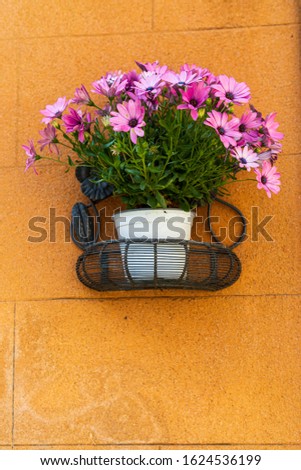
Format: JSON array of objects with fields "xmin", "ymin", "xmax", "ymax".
[
  {"xmin": 76, "ymin": 240, "xmax": 241, "ymax": 292},
  {"xmin": 72, "ymin": 170, "xmax": 246, "ymax": 292}
]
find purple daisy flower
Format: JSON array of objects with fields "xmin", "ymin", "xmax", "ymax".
[
  {"xmin": 133, "ymin": 72, "xmax": 165, "ymax": 100},
  {"xmin": 164, "ymin": 70, "xmax": 198, "ymax": 87},
  {"xmin": 204, "ymin": 110, "xmax": 241, "ymax": 148},
  {"xmin": 136, "ymin": 61, "xmax": 168, "ymax": 76},
  {"xmin": 22, "ymin": 140, "xmax": 38, "ymax": 174},
  {"xmin": 231, "ymin": 146, "xmax": 260, "ymax": 171},
  {"xmin": 123, "ymin": 70, "xmax": 140, "ymax": 92},
  {"xmin": 71, "ymin": 85, "xmax": 92, "ymax": 106},
  {"xmin": 62, "ymin": 109, "xmax": 92, "ymax": 143},
  {"xmin": 38, "ymin": 124, "xmax": 59, "ymax": 154},
  {"xmin": 254, "ymin": 160, "xmax": 281, "ymax": 198},
  {"xmin": 177, "ymin": 82, "xmax": 210, "ymax": 120},
  {"xmin": 180, "ymin": 64, "xmax": 211, "ymax": 81},
  {"xmin": 212, "ymin": 75, "xmax": 251, "ymax": 105},
  {"xmin": 40, "ymin": 97, "xmax": 68, "ymax": 124},
  {"xmin": 110, "ymin": 99, "xmax": 146, "ymax": 144},
  {"xmin": 232, "ymin": 110, "xmax": 262, "ymax": 145},
  {"xmin": 261, "ymin": 112, "xmax": 284, "ymax": 146},
  {"xmin": 92, "ymin": 72, "xmax": 127, "ymax": 98}
]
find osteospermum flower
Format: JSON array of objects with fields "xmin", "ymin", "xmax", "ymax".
[
  {"xmin": 62, "ymin": 109, "xmax": 91, "ymax": 143},
  {"xmin": 232, "ymin": 110, "xmax": 262, "ymax": 145},
  {"xmin": 22, "ymin": 140, "xmax": 38, "ymax": 174},
  {"xmin": 40, "ymin": 97, "xmax": 68, "ymax": 124},
  {"xmin": 110, "ymin": 99, "xmax": 146, "ymax": 144},
  {"xmin": 71, "ymin": 85, "xmax": 92, "ymax": 105},
  {"xmin": 231, "ymin": 146, "xmax": 259, "ymax": 171},
  {"xmin": 38, "ymin": 124, "xmax": 59, "ymax": 154},
  {"xmin": 180, "ymin": 64, "xmax": 210, "ymax": 81},
  {"xmin": 123, "ymin": 70, "xmax": 140, "ymax": 92},
  {"xmin": 92, "ymin": 72, "xmax": 127, "ymax": 98},
  {"xmin": 136, "ymin": 61, "xmax": 168, "ymax": 76},
  {"xmin": 261, "ymin": 112, "xmax": 284, "ymax": 146},
  {"xmin": 164, "ymin": 70, "xmax": 198, "ymax": 87},
  {"xmin": 256, "ymin": 149, "xmax": 272, "ymax": 163},
  {"xmin": 257, "ymin": 141, "xmax": 283, "ymax": 165},
  {"xmin": 134, "ymin": 72, "xmax": 164, "ymax": 100},
  {"xmin": 177, "ymin": 82, "xmax": 210, "ymax": 120},
  {"xmin": 212, "ymin": 75, "xmax": 251, "ymax": 104},
  {"xmin": 204, "ymin": 110, "xmax": 241, "ymax": 148},
  {"xmin": 254, "ymin": 160, "xmax": 281, "ymax": 198}
]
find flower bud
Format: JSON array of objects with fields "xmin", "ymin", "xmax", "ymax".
[
  {"xmin": 101, "ymin": 116, "xmax": 111, "ymax": 127},
  {"xmin": 52, "ymin": 120, "xmax": 60, "ymax": 129},
  {"xmin": 198, "ymin": 108, "xmax": 206, "ymax": 119}
]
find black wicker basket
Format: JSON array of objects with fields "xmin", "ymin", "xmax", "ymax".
[
  {"xmin": 71, "ymin": 195, "xmax": 246, "ymax": 292},
  {"xmin": 76, "ymin": 239, "xmax": 241, "ymax": 291}
]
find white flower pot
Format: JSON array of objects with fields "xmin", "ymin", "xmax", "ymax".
[{"xmin": 112, "ymin": 209, "xmax": 195, "ymax": 281}]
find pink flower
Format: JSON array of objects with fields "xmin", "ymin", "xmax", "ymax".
[
  {"xmin": 163, "ymin": 70, "xmax": 198, "ymax": 87},
  {"xmin": 110, "ymin": 99, "xmax": 146, "ymax": 144},
  {"xmin": 134, "ymin": 72, "xmax": 164, "ymax": 100},
  {"xmin": 92, "ymin": 72, "xmax": 127, "ymax": 98},
  {"xmin": 254, "ymin": 161, "xmax": 281, "ymax": 198},
  {"xmin": 62, "ymin": 109, "xmax": 91, "ymax": 143},
  {"xmin": 257, "ymin": 141, "xmax": 283, "ymax": 165},
  {"xmin": 232, "ymin": 111, "xmax": 262, "ymax": 145},
  {"xmin": 205, "ymin": 73, "xmax": 218, "ymax": 86},
  {"xmin": 71, "ymin": 85, "xmax": 92, "ymax": 105},
  {"xmin": 40, "ymin": 97, "xmax": 68, "ymax": 124},
  {"xmin": 231, "ymin": 146, "xmax": 259, "ymax": 171},
  {"xmin": 249, "ymin": 104, "xmax": 263, "ymax": 120},
  {"xmin": 22, "ymin": 140, "xmax": 38, "ymax": 174},
  {"xmin": 256, "ymin": 150, "xmax": 272, "ymax": 163},
  {"xmin": 136, "ymin": 61, "xmax": 168, "ymax": 76},
  {"xmin": 261, "ymin": 112, "xmax": 284, "ymax": 146},
  {"xmin": 180, "ymin": 64, "xmax": 210, "ymax": 81},
  {"xmin": 204, "ymin": 110, "xmax": 241, "ymax": 148},
  {"xmin": 212, "ymin": 75, "xmax": 251, "ymax": 104},
  {"xmin": 123, "ymin": 70, "xmax": 140, "ymax": 92},
  {"xmin": 177, "ymin": 82, "xmax": 210, "ymax": 120},
  {"xmin": 38, "ymin": 124, "xmax": 59, "ymax": 154}
]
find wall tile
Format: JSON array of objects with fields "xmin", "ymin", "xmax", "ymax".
[
  {"xmin": 2, "ymin": 0, "xmax": 152, "ymax": 39},
  {"xmin": 13, "ymin": 297, "xmax": 301, "ymax": 444},
  {"xmin": 0, "ymin": 42, "xmax": 18, "ymax": 166},
  {"xmin": 0, "ymin": 303, "xmax": 14, "ymax": 445},
  {"xmin": 154, "ymin": 0, "xmax": 300, "ymax": 31}
]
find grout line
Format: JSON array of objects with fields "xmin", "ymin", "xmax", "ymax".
[
  {"xmin": 2, "ymin": 293, "xmax": 301, "ymax": 304},
  {"xmin": 0, "ymin": 22, "xmax": 299, "ymax": 42},
  {"xmin": 11, "ymin": 442, "xmax": 301, "ymax": 447},
  {"xmin": 11, "ymin": 303, "xmax": 16, "ymax": 449}
]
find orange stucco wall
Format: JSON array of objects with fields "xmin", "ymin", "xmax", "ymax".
[{"xmin": 0, "ymin": 0, "xmax": 300, "ymax": 450}]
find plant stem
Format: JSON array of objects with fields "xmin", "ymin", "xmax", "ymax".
[{"xmin": 38, "ymin": 156, "xmax": 69, "ymax": 166}]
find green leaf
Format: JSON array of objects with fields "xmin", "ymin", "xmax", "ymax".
[
  {"xmin": 125, "ymin": 168, "xmax": 142, "ymax": 176},
  {"xmin": 179, "ymin": 199, "xmax": 191, "ymax": 212},
  {"xmin": 103, "ymin": 140, "xmax": 115, "ymax": 149},
  {"xmin": 155, "ymin": 191, "xmax": 167, "ymax": 208},
  {"xmin": 68, "ymin": 156, "xmax": 75, "ymax": 166},
  {"xmin": 147, "ymin": 195, "xmax": 158, "ymax": 209}
]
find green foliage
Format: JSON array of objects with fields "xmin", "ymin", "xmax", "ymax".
[{"xmin": 75, "ymin": 105, "xmax": 240, "ymax": 210}]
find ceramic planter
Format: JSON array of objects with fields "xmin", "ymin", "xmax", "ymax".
[{"xmin": 112, "ymin": 208, "xmax": 195, "ymax": 281}]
